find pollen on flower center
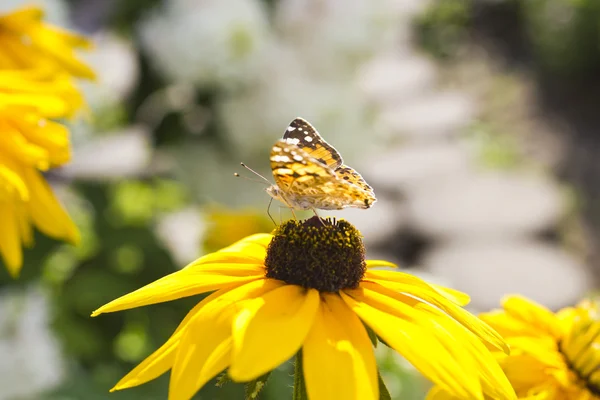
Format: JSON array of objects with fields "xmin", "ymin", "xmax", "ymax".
[
  {"xmin": 559, "ymin": 299, "xmax": 600, "ymax": 395},
  {"xmin": 264, "ymin": 216, "xmax": 366, "ymax": 292}
]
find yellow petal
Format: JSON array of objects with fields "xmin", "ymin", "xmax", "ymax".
[
  {"xmin": 15, "ymin": 201, "xmax": 32, "ymax": 247},
  {"xmin": 414, "ymin": 304, "xmax": 516, "ymax": 400},
  {"xmin": 189, "ymin": 251, "xmax": 264, "ymax": 267},
  {"xmin": 92, "ymin": 264, "xmax": 265, "ymax": 316},
  {"xmin": 429, "ymin": 284, "xmax": 471, "ymax": 306},
  {"xmin": 229, "ymin": 285, "xmax": 320, "ymax": 381},
  {"xmin": 505, "ymin": 337, "xmax": 564, "ymax": 368},
  {"xmin": 366, "ymin": 265, "xmax": 471, "ymax": 305},
  {"xmin": 0, "ymin": 158, "xmax": 29, "ymax": 200},
  {"xmin": 353, "ymin": 283, "xmax": 516, "ymax": 399},
  {"xmin": 365, "ymin": 260, "xmax": 398, "ymax": 269},
  {"xmin": 218, "ymin": 233, "xmax": 272, "ymax": 257},
  {"xmin": 0, "ymin": 7, "xmax": 44, "ymax": 28},
  {"xmin": 303, "ymin": 293, "xmax": 378, "ymax": 400},
  {"xmin": 27, "ymin": 25, "xmax": 96, "ymax": 79},
  {"xmin": 0, "ymin": 93, "xmax": 71, "ymax": 118},
  {"xmin": 0, "ymin": 7, "xmax": 95, "ymax": 80},
  {"xmin": 169, "ymin": 279, "xmax": 284, "ymax": 400},
  {"xmin": 0, "ymin": 202, "xmax": 23, "ymax": 277},
  {"xmin": 22, "ymin": 168, "xmax": 79, "ymax": 244},
  {"xmin": 501, "ymin": 296, "xmax": 563, "ymax": 339},
  {"xmin": 112, "ymin": 290, "xmax": 225, "ymax": 391},
  {"xmin": 0, "ymin": 123, "xmax": 49, "ymax": 169},
  {"xmin": 365, "ymin": 271, "xmax": 508, "ymax": 353},
  {"xmin": 10, "ymin": 116, "xmax": 70, "ymax": 167},
  {"xmin": 184, "ymin": 234, "xmax": 271, "ymax": 267},
  {"xmin": 426, "ymin": 386, "xmax": 460, "ymax": 400},
  {"xmin": 341, "ymin": 288, "xmax": 484, "ymax": 400},
  {"xmin": 500, "ymin": 353, "xmax": 550, "ymax": 392}
]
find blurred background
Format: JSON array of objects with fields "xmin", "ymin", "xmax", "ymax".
[{"xmin": 1, "ymin": 0, "xmax": 599, "ymax": 398}]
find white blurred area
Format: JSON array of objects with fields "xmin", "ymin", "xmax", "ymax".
[{"xmin": 0, "ymin": 287, "xmax": 65, "ymax": 399}]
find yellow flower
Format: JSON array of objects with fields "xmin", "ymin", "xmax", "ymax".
[
  {"xmin": 0, "ymin": 6, "xmax": 93, "ymax": 276},
  {"xmin": 0, "ymin": 6, "xmax": 95, "ymax": 79},
  {"xmin": 0, "ymin": 105, "xmax": 81, "ymax": 275},
  {"xmin": 93, "ymin": 217, "xmax": 516, "ymax": 400},
  {"xmin": 428, "ymin": 295, "xmax": 600, "ymax": 400}
]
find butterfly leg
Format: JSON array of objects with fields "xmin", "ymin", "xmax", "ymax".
[
  {"xmin": 311, "ymin": 207, "xmax": 326, "ymax": 226},
  {"xmin": 290, "ymin": 208, "xmax": 298, "ymax": 220},
  {"xmin": 266, "ymin": 197, "xmax": 276, "ymax": 226}
]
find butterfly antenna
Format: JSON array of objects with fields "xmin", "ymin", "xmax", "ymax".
[
  {"xmin": 235, "ymin": 162, "xmax": 271, "ymax": 185},
  {"xmin": 233, "ymin": 172, "xmax": 270, "ymax": 185}
]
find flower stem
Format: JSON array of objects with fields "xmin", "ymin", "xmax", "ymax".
[
  {"xmin": 245, "ymin": 371, "xmax": 271, "ymax": 400},
  {"xmin": 293, "ymin": 350, "xmax": 308, "ymax": 400}
]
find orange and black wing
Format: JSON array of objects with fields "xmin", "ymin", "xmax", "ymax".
[
  {"xmin": 270, "ymin": 139, "xmax": 335, "ymax": 193},
  {"xmin": 282, "ymin": 117, "xmax": 343, "ymax": 169},
  {"xmin": 270, "ymin": 140, "xmax": 376, "ymax": 209},
  {"xmin": 334, "ymin": 164, "xmax": 376, "ymax": 208}
]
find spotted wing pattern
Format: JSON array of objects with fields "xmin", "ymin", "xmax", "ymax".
[
  {"xmin": 335, "ymin": 165, "xmax": 376, "ymax": 201},
  {"xmin": 270, "ymin": 139, "xmax": 376, "ymax": 210},
  {"xmin": 270, "ymin": 139, "xmax": 335, "ymax": 193},
  {"xmin": 282, "ymin": 117, "xmax": 343, "ymax": 169}
]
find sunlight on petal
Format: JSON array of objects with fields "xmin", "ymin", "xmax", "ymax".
[
  {"xmin": 341, "ymin": 288, "xmax": 484, "ymax": 400},
  {"xmin": 365, "ymin": 260, "xmax": 397, "ymax": 269},
  {"xmin": 23, "ymin": 167, "xmax": 79, "ymax": 244},
  {"xmin": 0, "ymin": 202, "xmax": 22, "ymax": 276},
  {"xmin": 189, "ymin": 251, "xmax": 266, "ymax": 267},
  {"xmin": 429, "ymin": 284, "xmax": 471, "ymax": 306},
  {"xmin": 364, "ymin": 272, "xmax": 508, "ymax": 353},
  {"xmin": 414, "ymin": 305, "xmax": 516, "ymax": 400},
  {"xmin": 112, "ymin": 288, "xmax": 235, "ymax": 391},
  {"xmin": 303, "ymin": 293, "xmax": 378, "ymax": 400},
  {"xmin": 219, "ymin": 234, "xmax": 272, "ymax": 256},
  {"xmin": 426, "ymin": 386, "xmax": 459, "ymax": 400},
  {"xmin": 501, "ymin": 296, "xmax": 564, "ymax": 339},
  {"xmin": 91, "ymin": 265, "xmax": 265, "ymax": 316},
  {"xmin": 169, "ymin": 279, "xmax": 284, "ymax": 400},
  {"xmin": 229, "ymin": 285, "xmax": 319, "ymax": 381},
  {"xmin": 185, "ymin": 234, "xmax": 271, "ymax": 266}
]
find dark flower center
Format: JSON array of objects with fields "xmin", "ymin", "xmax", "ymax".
[{"xmin": 264, "ymin": 217, "xmax": 366, "ymax": 292}]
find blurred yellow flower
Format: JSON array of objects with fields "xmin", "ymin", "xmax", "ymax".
[
  {"xmin": 0, "ymin": 6, "xmax": 94, "ymax": 78},
  {"xmin": 0, "ymin": 6, "xmax": 94, "ymax": 276},
  {"xmin": 202, "ymin": 206, "xmax": 274, "ymax": 253},
  {"xmin": 93, "ymin": 218, "xmax": 516, "ymax": 400},
  {"xmin": 428, "ymin": 296, "xmax": 600, "ymax": 400}
]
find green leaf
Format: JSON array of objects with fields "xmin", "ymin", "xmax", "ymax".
[
  {"xmin": 365, "ymin": 323, "xmax": 379, "ymax": 347},
  {"xmin": 378, "ymin": 371, "xmax": 392, "ymax": 400}
]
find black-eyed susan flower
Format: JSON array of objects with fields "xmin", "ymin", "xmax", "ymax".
[
  {"xmin": 0, "ymin": 6, "xmax": 94, "ymax": 276},
  {"xmin": 428, "ymin": 295, "xmax": 600, "ymax": 400},
  {"xmin": 93, "ymin": 217, "xmax": 516, "ymax": 400}
]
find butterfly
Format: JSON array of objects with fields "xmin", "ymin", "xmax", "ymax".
[{"xmin": 264, "ymin": 117, "xmax": 376, "ymax": 214}]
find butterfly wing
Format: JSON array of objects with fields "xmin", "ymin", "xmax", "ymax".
[
  {"xmin": 270, "ymin": 140, "xmax": 376, "ymax": 210},
  {"xmin": 335, "ymin": 164, "xmax": 376, "ymax": 201},
  {"xmin": 282, "ymin": 117, "xmax": 343, "ymax": 169},
  {"xmin": 270, "ymin": 139, "xmax": 335, "ymax": 192}
]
